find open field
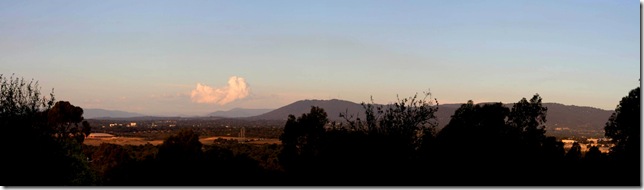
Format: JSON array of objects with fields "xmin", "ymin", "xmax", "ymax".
[
  {"xmin": 84, "ymin": 136, "xmax": 280, "ymax": 146},
  {"xmin": 84, "ymin": 137, "xmax": 164, "ymax": 146}
]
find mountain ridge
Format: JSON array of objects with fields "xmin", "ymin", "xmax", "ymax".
[
  {"xmin": 247, "ymin": 99, "xmax": 365, "ymax": 121},
  {"xmin": 84, "ymin": 99, "xmax": 615, "ymax": 134},
  {"xmin": 248, "ymin": 99, "xmax": 614, "ymax": 132}
]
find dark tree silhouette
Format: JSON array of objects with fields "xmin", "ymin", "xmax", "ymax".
[
  {"xmin": 436, "ymin": 101, "xmax": 519, "ymax": 173},
  {"xmin": 433, "ymin": 94, "xmax": 555, "ymax": 185},
  {"xmin": 436, "ymin": 101, "xmax": 518, "ymax": 155},
  {"xmin": 332, "ymin": 92, "xmax": 439, "ymax": 184},
  {"xmin": 584, "ymin": 146, "xmax": 602, "ymax": 162},
  {"xmin": 565, "ymin": 142, "xmax": 582, "ymax": 161},
  {"xmin": 90, "ymin": 143, "xmax": 134, "ymax": 185},
  {"xmin": 1, "ymin": 74, "xmax": 95, "ymax": 185},
  {"xmin": 48, "ymin": 101, "xmax": 92, "ymax": 143},
  {"xmin": 508, "ymin": 94, "xmax": 548, "ymax": 152},
  {"xmin": 155, "ymin": 128, "xmax": 204, "ymax": 185},
  {"xmin": 340, "ymin": 91, "xmax": 439, "ymax": 161},
  {"xmin": 0, "ymin": 74, "xmax": 54, "ymax": 119},
  {"xmin": 157, "ymin": 128, "xmax": 203, "ymax": 162},
  {"xmin": 278, "ymin": 106, "xmax": 328, "ymax": 176},
  {"xmin": 434, "ymin": 101, "xmax": 524, "ymax": 184},
  {"xmin": 604, "ymin": 87, "xmax": 640, "ymax": 160},
  {"xmin": 542, "ymin": 136, "xmax": 565, "ymax": 161},
  {"xmin": 603, "ymin": 86, "xmax": 641, "ymax": 185}
]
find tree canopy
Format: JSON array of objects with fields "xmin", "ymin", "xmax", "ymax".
[
  {"xmin": 604, "ymin": 86, "xmax": 640, "ymax": 160},
  {"xmin": 1, "ymin": 74, "xmax": 95, "ymax": 185}
]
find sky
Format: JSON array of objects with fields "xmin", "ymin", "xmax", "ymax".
[{"xmin": 0, "ymin": 0, "xmax": 640, "ymax": 116}]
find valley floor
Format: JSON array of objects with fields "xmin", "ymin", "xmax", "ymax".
[{"xmin": 84, "ymin": 135, "xmax": 281, "ymax": 146}]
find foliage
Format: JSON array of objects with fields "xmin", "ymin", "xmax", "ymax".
[
  {"xmin": 508, "ymin": 94, "xmax": 548, "ymax": 148},
  {"xmin": 1, "ymin": 74, "xmax": 95, "ymax": 185},
  {"xmin": 604, "ymin": 87, "xmax": 640, "ymax": 160},
  {"xmin": 48, "ymin": 101, "xmax": 92, "ymax": 143},
  {"xmin": 277, "ymin": 92, "xmax": 440, "ymax": 184},
  {"xmin": 209, "ymin": 138, "xmax": 283, "ymax": 172},
  {"xmin": 278, "ymin": 106, "xmax": 328, "ymax": 173},
  {"xmin": 157, "ymin": 128, "xmax": 203, "ymax": 162},
  {"xmin": 584, "ymin": 146, "xmax": 603, "ymax": 162},
  {"xmin": 340, "ymin": 91, "xmax": 439, "ymax": 151},
  {"xmin": 435, "ymin": 101, "xmax": 520, "ymax": 164},
  {"xmin": 565, "ymin": 142, "xmax": 582, "ymax": 161},
  {"xmin": 0, "ymin": 74, "xmax": 55, "ymax": 119},
  {"xmin": 542, "ymin": 136, "xmax": 565, "ymax": 161},
  {"xmin": 90, "ymin": 143, "xmax": 134, "ymax": 185},
  {"xmin": 603, "ymin": 86, "xmax": 641, "ymax": 185}
]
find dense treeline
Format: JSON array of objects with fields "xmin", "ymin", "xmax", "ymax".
[
  {"xmin": 89, "ymin": 119, "xmax": 284, "ymax": 140},
  {"xmin": 2, "ymin": 74, "xmax": 640, "ymax": 186}
]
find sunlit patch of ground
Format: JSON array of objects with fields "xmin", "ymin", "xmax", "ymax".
[
  {"xmin": 84, "ymin": 137, "xmax": 164, "ymax": 146},
  {"xmin": 84, "ymin": 136, "xmax": 280, "ymax": 146}
]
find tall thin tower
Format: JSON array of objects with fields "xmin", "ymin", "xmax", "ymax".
[{"xmin": 239, "ymin": 127, "xmax": 246, "ymax": 142}]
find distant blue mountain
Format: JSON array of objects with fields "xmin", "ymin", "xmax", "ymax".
[
  {"xmin": 208, "ymin": 108, "xmax": 273, "ymax": 118},
  {"xmin": 83, "ymin": 108, "xmax": 146, "ymax": 119},
  {"xmin": 248, "ymin": 99, "xmax": 614, "ymax": 132}
]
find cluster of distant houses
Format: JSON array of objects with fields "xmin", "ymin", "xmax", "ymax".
[
  {"xmin": 106, "ymin": 122, "xmax": 137, "ymax": 128},
  {"xmin": 561, "ymin": 138, "xmax": 613, "ymax": 154},
  {"xmin": 101, "ymin": 122, "xmax": 177, "ymax": 128}
]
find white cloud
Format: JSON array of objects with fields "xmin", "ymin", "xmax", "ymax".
[{"xmin": 190, "ymin": 76, "xmax": 250, "ymax": 105}]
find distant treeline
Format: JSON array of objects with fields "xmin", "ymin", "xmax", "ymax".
[{"xmin": 88, "ymin": 120, "xmax": 284, "ymax": 141}]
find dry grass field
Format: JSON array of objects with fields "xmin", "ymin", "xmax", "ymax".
[
  {"xmin": 84, "ymin": 137, "xmax": 164, "ymax": 146},
  {"xmin": 84, "ymin": 136, "xmax": 281, "ymax": 146}
]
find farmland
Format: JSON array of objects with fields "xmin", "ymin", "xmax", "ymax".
[{"xmin": 84, "ymin": 135, "xmax": 280, "ymax": 146}]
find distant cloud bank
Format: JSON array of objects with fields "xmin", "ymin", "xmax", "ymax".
[{"xmin": 190, "ymin": 76, "xmax": 250, "ymax": 105}]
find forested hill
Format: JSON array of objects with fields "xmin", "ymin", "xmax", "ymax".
[
  {"xmin": 247, "ymin": 99, "xmax": 364, "ymax": 121},
  {"xmin": 247, "ymin": 99, "xmax": 614, "ymax": 131},
  {"xmin": 539, "ymin": 103, "xmax": 614, "ymax": 130}
]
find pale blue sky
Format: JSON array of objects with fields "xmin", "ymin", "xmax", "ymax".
[{"xmin": 1, "ymin": 0, "xmax": 639, "ymax": 116}]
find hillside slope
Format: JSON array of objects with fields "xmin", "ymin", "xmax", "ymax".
[{"xmin": 249, "ymin": 99, "xmax": 614, "ymax": 133}]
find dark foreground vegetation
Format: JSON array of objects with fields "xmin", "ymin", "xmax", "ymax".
[{"xmin": 1, "ymin": 74, "xmax": 640, "ymax": 186}]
